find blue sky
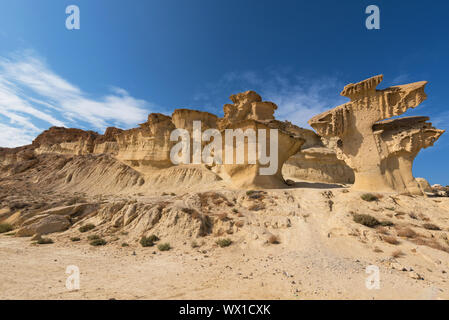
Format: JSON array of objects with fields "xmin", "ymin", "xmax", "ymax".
[{"xmin": 0, "ymin": 0, "xmax": 448, "ymax": 184}]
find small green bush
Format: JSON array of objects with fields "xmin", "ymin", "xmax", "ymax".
[
  {"xmin": 37, "ymin": 237, "xmax": 53, "ymax": 244},
  {"xmin": 87, "ymin": 235, "xmax": 100, "ymax": 241},
  {"xmin": 216, "ymin": 238, "xmax": 232, "ymax": 247},
  {"xmin": 70, "ymin": 237, "xmax": 81, "ymax": 242},
  {"xmin": 140, "ymin": 236, "xmax": 155, "ymax": 247},
  {"xmin": 0, "ymin": 223, "xmax": 13, "ymax": 234},
  {"xmin": 79, "ymin": 224, "xmax": 95, "ymax": 233},
  {"xmin": 147, "ymin": 234, "xmax": 159, "ymax": 242},
  {"xmin": 380, "ymin": 220, "xmax": 394, "ymax": 227},
  {"xmin": 90, "ymin": 238, "xmax": 107, "ymax": 246},
  {"xmin": 158, "ymin": 243, "xmax": 171, "ymax": 251},
  {"xmin": 121, "ymin": 243, "xmax": 129, "ymax": 247},
  {"xmin": 353, "ymin": 214, "xmax": 380, "ymax": 228},
  {"xmin": 360, "ymin": 193, "xmax": 379, "ymax": 202}
]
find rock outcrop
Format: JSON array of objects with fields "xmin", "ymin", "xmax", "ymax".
[{"xmin": 308, "ymin": 75, "xmax": 444, "ymax": 195}]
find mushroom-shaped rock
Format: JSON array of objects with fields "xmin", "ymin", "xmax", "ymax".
[
  {"xmin": 217, "ymin": 93, "xmax": 305, "ymax": 188},
  {"xmin": 308, "ymin": 75, "xmax": 444, "ymax": 195}
]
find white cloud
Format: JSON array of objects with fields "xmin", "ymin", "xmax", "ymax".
[
  {"xmin": 0, "ymin": 51, "xmax": 152, "ymax": 148},
  {"xmin": 0, "ymin": 123, "xmax": 37, "ymax": 148},
  {"xmin": 194, "ymin": 70, "xmax": 346, "ymax": 128}
]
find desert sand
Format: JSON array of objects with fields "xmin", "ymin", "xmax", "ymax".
[{"xmin": 2, "ymin": 184, "xmax": 449, "ymax": 300}]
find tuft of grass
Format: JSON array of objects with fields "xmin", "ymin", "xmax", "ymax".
[
  {"xmin": 383, "ymin": 235, "xmax": 400, "ymax": 245},
  {"xmin": 391, "ymin": 249, "xmax": 404, "ymax": 258},
  {"xmin": 37, "ymin": 237, "xmax": 53, "ymax": 245},
  {"xmin": 140, "ymin": 235, "xmax": 158, "ymax": 247},
  {"xmin": 0, "ymin": 223, "xmax": 13, "ymax": 234},
  {"xmin": 422, "ymin": 223, "xmax": 441, "ymax": 231},
  {"xmin": 353, "ymin": 214, "xmax": 380, "ymax": 228},
  {"xmin": 361, "ymin": 193, "xmax": 379, "ymax": 202},
  {"xmin": 79, "ymin": 224, "xmax": 95, "ymax": 233},
  {"xmin": 87, "ymin": 235, "xmax": 100, "ymax": 241},
  {"xmin": 90, "ymin": 238, "xmax": 107, "ymax": 246},
  {"xmin": 157, "ymin": 243, "xmax": 171, "ymax": 251},
  {"xmin": 121, "ymin": 243, "xmax": 129, "ymax": 247},
  {"xmin": 268, "ymin": 235, "xmax": 280, "ymax": 244},
  {"xmin": 216, "ymin": 238, "xmax": 232, "ymax": 248},
  {"xmin": 70, "ymin": 237, "xmax": 81, "ymax": 242},
  {"xmin": 397, "ymin": 228, "xmax": 417, "ymax": 238}
]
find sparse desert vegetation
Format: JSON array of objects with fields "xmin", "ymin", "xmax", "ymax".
[
  {"xmin": 360, "ymin": 193, "xmax": 379, "ymax": 202},
  {"xmin": 0, "ymin": 223, "xmax": 13, "ymax": 234},
  {"xmin": 79, "ymin": 224, "xmax": 95, "ymax": 233},
  {"xmin": 37, "ymin": 237, "xmax": 53, "ymax": 245},
  {"xmin": 157, "ymin": 243, "xmax": 171, "ymax": 251},
  {"xmin": 216, "ymin": 238, "xmax": 232, "ymax": 247}
]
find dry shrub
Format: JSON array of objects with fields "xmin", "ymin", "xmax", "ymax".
[
  {"xmin": 182, "ymin": 207, "xmax": 200, "ymax": 219},
  {"xmin": 157, "ymin": 201, "xmax": 170, "ymax": 211},
  {"xmin": 268, "ymin": 235, "xmax": 280, "ymax": 244},
  {"xmin": 383, "ymin": 235, "xmax": 400, "ymax": 245},
  {"xmin": 235, "ymin": 220, "xmax": 244, "ymax": 228},
  {"xmin": 199, "ymin": 192, "xmax": 232, "ymax": 208},
  {"xmin": 360, "ymin": 193, "xmax": 379, "ymax": 202},
  {"xmin": 391, "ymin": 249, "xmax": 404, "ymax": 258},
  {"xmin": 353, "ymin": 214, "xmax": 380, "ymax": 228},
  {"xmin": 422, "ymin": 223, "xmax": 441, "ymax": 231},
  {"xmin": 412, "ymin": 237, "xmax": 449, "ymax": 253},
  {"xmin": 217, "ymin": 212, "xmax": 229, "ymax": 221},
  {"xmin": 248, "ymin": 203, "xmax": 265, "ymax": 211},
  {"xmin": 246, "ymin": 190, "xmax": 266, "ymax": 200},
  {"xmin": 376, "ymin": 227, "xmax": 389, "ymax": 235},
  {"xmin": 408, "ymin": 212, "xmax": 418, "ymax": 220},
  {"xmin": 396, "ymin": 227, "xmax": 418, "ymax": 238}
]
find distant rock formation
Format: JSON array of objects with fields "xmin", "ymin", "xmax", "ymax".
[
  {"xmin": 308, "ymin": 75, "xmax": 444, "ymax": 195},
  {"xmin": 1, "ymin": 91, "xmax": 322, "ymax": 188}
]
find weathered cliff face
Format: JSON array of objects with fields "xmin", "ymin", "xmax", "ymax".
[
  {"xmin": 283, "ymin": 146, "xmax": 355, "ymax": 184},
  {"xmin": 172, "ymin": 109, "xmax": 218, "ymax": 133},
  {"xmin": 33, "ymin": 127, "xmax": 99, "ymax": 155},
  {"xmin": 115, "ymin": 113, "xmax": 175, "ymax": 171},
  {"xmin": 308, "ymin": 75, "xmax": 444, "ymax": 195},
  {"xmin": 0, "ymin": 89, "xmax": 356, "ymax": 188},
  {"xmin": 31, "ymin": 126, "xmax": 123, "ymax": 156}
]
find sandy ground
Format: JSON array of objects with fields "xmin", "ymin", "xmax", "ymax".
[{"xmin": 1, "ymin": 201, "xmax": 448, "ymax": 300}]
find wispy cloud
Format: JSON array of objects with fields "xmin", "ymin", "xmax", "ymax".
[
  {"xmin": 0, "ymin": 51, "xmax": 152, "ymax": 147},
  {"xmin": 193, "ymin": 70, "xmax": 346, "ymax": 128}
]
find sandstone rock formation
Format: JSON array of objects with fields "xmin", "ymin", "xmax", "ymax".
[
  {"xmin": 215, "ymin": 91, "xmax": 305, "ymax": 188},
  {"xmin": 308, "ymin": 75, "xmax": 444, "ymax": 195},
  {"xmin": 0, "ymin": 90, "xmax": 319, "ymax": 189}
]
